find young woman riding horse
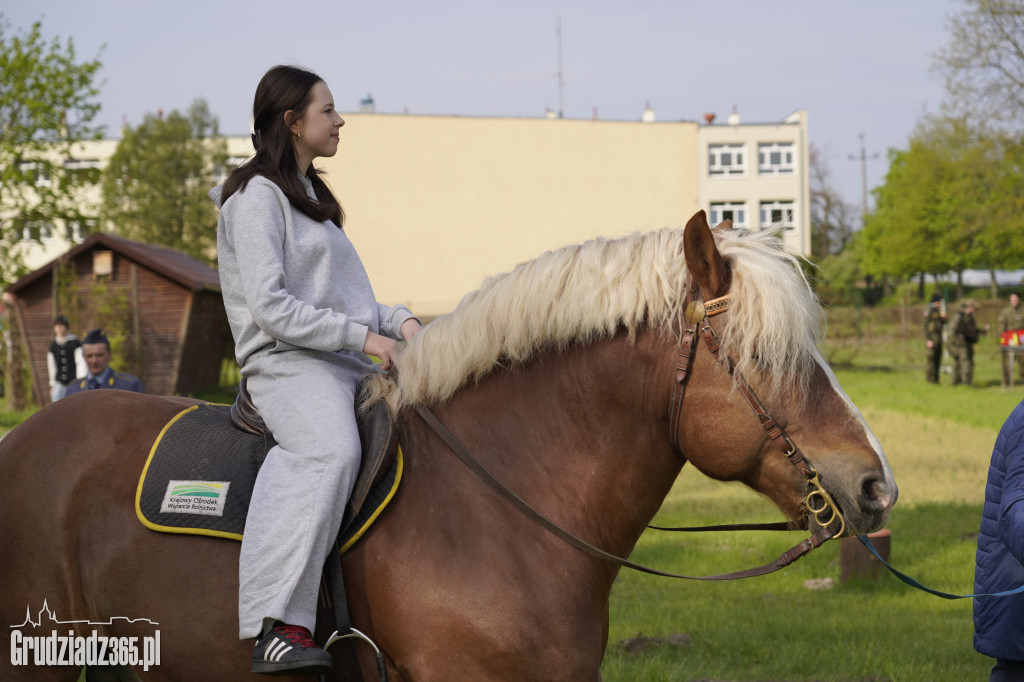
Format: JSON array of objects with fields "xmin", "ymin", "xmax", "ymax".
[{"xmin": 0, "ymin": 210, "xmax": 895, "ymax": 681}]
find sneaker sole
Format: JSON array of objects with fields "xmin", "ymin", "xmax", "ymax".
[{"xmin": 251, "ymin": 657, "xmax": 333, "ymax": 676}]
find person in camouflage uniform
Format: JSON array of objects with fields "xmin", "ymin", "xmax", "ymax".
[
  {"xmin": 1000, "ymin": 292, "xmax": 1024, "ymax": 387},
  {"xmin": 924, "ymin": 291, "xmax": 947, "ymax": 384},
  {"xmin": 949, "ymin": 299, "xmax": 986, "ymax": 386}
]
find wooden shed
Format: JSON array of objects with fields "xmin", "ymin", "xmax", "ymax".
[{"xmin": 5, "ymin": 233, "xmax": 231, "ymax": 403}]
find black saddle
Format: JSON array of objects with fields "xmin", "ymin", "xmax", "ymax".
[{"xmin": 229, "ymin": 376, "xmax": 399, "ymax": 534}]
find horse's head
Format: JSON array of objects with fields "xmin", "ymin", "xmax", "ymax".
[{"xmin": 674, "ymin": 210, "xmax": 895, "ymax": 538}]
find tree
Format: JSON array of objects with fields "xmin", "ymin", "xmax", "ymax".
[
  {"xmin": 933, "ymin": 0, "xmax": 1024, "ymax": 130},
  {"xmin": 101, "ymin": 99, "xmax": 227, "ymax": 263},
  {"xmin": 0, "ymin": 15, "xmax": 104, "ymax": 285},
  {"xmin": 856, "ymin": 115, "xmax": 1024, "ymax": 299},
  {"xmin": 808, "ymin": 144, "xmax": 858, "ymax": 261},
  {"xmin": 856, "ymin": 145, "xmax": 944, "ymax": 289}
]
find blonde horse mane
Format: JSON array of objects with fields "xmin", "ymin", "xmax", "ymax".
[{"xmin": 363, "ymin": 226, "xmax": 823, "ymax": 413}]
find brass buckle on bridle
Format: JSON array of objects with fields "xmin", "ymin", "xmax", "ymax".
[{"xmin": 803, "ymin": 471, "xmax": 846, "ymax": 538}]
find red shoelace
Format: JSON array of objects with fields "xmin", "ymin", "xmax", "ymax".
[{"xmin": 271, "ymin": 624, "xmax": 318, "ymax": 649}]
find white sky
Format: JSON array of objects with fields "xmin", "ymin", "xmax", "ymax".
[{"xmin": 4, "ymin": 0, "xmax": 961, "ymax": 218}]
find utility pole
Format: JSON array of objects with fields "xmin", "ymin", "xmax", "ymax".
[
  {"xmin": 556, "ymin": 16, "xmax": 564, "ymax": 118},
  {"xmin": 848, "ymin": 133, "xmax": 879, "ymax": 225}
]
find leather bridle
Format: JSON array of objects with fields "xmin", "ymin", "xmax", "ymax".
[
  {"xmin": 413, "ymin": 277, "xmax": 849, "ymax": 581},
  {"xmin": 668, "ymin": 277, "xmax": 847, "ymax": 542}
]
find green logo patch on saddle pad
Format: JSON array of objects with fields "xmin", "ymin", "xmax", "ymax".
[
  {"xmin": 135, "ymin": 403, "xmax": 401, "ymax": 552},
  {"xmin": 160, "ymin": 480, "xmax": 231, "ymax": 516}
]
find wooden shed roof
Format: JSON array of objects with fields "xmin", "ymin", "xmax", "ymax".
[{"xmin": 6, "ymin": 233, "xmax": 220, "ymax": 294}]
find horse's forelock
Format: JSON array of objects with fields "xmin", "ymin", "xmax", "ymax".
[
  {"xmin": 715, "ymin": 228, "xmax": 824, "ymax": 401},
  {"xmin": 370, "ymin": 226, "xmax": 820, "ymax": 412}
]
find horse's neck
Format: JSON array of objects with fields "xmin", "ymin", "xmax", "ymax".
[{"xmin": 414, "ymin": 330, "xmax": 683, "ymax": 556}]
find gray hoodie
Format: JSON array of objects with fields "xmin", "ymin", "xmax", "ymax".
[{"xmin": 211, "ymin": 175, "xmax": 415, "ymax": 366}]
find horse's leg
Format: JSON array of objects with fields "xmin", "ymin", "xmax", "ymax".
[
  {"xmin": 0, "ymin": 395, "xmax": 248, "ymax": 681},
  {"xmin": 62, "ymin": 402, "xmax": 260, "ymax": 680},
  {"xmin": 77, "ymin": 477, "xmax": 351, "ymax": 682},
  {"xmin": 0, "ymin": 409, "xmax": 93, "ymax": 682},
  {"xmin": 342, "ymin": 425, "xmax": 607, "ymax": 682}
]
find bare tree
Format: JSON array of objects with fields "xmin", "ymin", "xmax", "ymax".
[
  {"xmin": 809, "ymin": 144, "xmax": 857, "ymax": 261},
  {"xmin": 933, "ymin": 0, "xmax": 1024, "ymax": 129}
]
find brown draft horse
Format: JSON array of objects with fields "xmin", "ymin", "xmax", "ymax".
[{"xmin": 0, "ymin": 211, "xmax": 896, "ymax": 681}]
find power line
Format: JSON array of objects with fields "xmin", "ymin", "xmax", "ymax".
[{"xmin": 848, "ymin": 133, "xmax": 880, "ymax": 224}]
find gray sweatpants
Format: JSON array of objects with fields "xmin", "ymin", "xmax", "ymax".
[{"xmin": 238, "ymin": 349, "xmax": 370, "ymax": 639}]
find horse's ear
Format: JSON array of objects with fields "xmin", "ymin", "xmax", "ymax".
[
  {"xmin": 684, "ymin": 210, "xmax": 730, "ymax": 298},
  {"xmin": 713, "ymin": 219, "xmax": 733, "ymax": 233}
]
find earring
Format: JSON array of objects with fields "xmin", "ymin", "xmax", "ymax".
[{"xmin": 292, "ymin": 132, "xmax": 302, "ymax": 141}]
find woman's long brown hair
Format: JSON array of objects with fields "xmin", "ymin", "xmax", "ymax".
[{"xmin": 222, "ymin": 65, "xmax": 344, "ymax": 227}]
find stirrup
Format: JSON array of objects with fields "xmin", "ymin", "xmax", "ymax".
[{"xmin": 325, "ymin": 628, "xmax": 388, "ymax": 682}]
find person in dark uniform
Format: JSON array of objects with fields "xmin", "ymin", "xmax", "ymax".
[
  {"xmin": 924, "ymin": 291, "xmax": 947, "ymax": 384},
  {"xmin": 1000, "ymin": 292, "xmax": 1024, "ymax": 387},
  {"xmin": 949, "ymin": 299, "xmax": 987, "ymax": 386},
  {"xmin": 47, "ymin": 315, "xmax": 85, "ymax": 403},
  {"xmin": 65, "ymin": 328, "xmax": 144, "ymax": 394}
]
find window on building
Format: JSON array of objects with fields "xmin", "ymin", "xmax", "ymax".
[
  {"xmin": 65, "ymin": 219, "xmax": 96, "ymax": 243},
  {"xmin": 17, "ymin": 161, "xmax": 52, "ymax": 187},
  {"xmin": 214, "ymin": 155, "xmax": 252, "ymax": 183},
  {"xmin": 759, "ymin": 201, "xmax": 795, "ymax": 230},
  {"xmin": 22, "ymin": 220, "xmax": 55, "ymax": 243},
  {"xmin": 758, "ymin": 142, "xmax": 795, "ymax": 175},
  {"xmin": 64, "ymin": 158, "xmax": 102, "ymax": 182},
  {"xmin": 708, "ymin": 144, "xmax": 746, "ymax": 177},
  {"xmin": 709, "ymin": 202, "xmax": 749, "ymax": 229}
]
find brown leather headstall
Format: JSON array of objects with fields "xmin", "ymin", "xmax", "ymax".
[
  {"xmin": 668, "ymin": 277, "xmax": 730, "ymax": 451},
  {"xmin": 662, "ymin": 276, "xmax": 847, "ymax": 543}
]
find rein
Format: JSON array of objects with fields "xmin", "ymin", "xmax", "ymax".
[
  {"xmin": 414, "ymin": 403, "xmax": 829, "ymax": 580},
  {"xmin": 411, "ymin": 276, "xmax": 847, "ymax": 581}
]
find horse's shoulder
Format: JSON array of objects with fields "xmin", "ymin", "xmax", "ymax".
[{"xmin": 161, "ymin": 396, "xmax": 206, "ymax": 408}]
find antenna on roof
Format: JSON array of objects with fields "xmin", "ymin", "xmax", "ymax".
[{"xmin": 556, "ymin": 16, "xmax": 564, "ymax": 118}]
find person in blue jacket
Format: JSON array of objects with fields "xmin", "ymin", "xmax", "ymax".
[
  {"xmin": 65, "ymin": 328, "xmax": 143, "ymax": 394},
  {"xmin": 975, "ymin": 398, "xmax": 1024, "ymax": 680}
]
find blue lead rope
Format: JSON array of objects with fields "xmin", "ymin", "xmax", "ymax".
[{"xmin": 858, "ymin": 535, "xmax": 1024, "ymax": 599}]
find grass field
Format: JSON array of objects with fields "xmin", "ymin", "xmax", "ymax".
[{"xmin": 600, "ymin": 310, "xmax": 1024, "ymax": 682}]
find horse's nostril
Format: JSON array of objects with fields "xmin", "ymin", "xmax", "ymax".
[{"xmin": 861, "ymin": 476, "xmax": 891, "ymax": 510}]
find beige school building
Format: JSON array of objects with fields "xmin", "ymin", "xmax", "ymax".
[{"xmin": 16, "ymin": 108, "xmax": 809, "ymax": 318}]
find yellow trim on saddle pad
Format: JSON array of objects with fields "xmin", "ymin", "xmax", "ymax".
[
  {"xmin": 340, "ymin": 451, "xmax": 403, "ymax": 554},
  {"xmin": 134, "ymin": 405, "xmax": 228, "ymax": 533},
  {"xmin": 135, "ymin": 403, "xmax": 404, "ymax": 553}
]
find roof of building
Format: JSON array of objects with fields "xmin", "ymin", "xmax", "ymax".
[{"xmin": 5, "ymin": 232, "xmax": 220, "ymax": 294}]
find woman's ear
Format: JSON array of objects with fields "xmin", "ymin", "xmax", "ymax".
[{"xmin": 283, "ymin": 110, "xmax": 300, "ymax": 136}]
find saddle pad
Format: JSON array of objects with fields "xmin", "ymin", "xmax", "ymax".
[{"xmin": 135, "ymin": 403, "xmax": 402, "ymax": 553}]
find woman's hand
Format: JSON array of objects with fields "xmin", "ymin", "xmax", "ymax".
[
  {"xmin": 364, "ymin": 320, "xmax": 421, "ymax": 370},
  {"xmin": 363, "ymin": 332, "xmax": 398, "ymax": 370},
  {"xmin": 401, "ymin": 318, "xmax": 423, "ymax": 341}
]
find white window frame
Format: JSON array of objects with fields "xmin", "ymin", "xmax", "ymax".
[
  {"xmin": 17, "ymin": 161, "xmax": 52, "ymax": 187},
  {"xmin": 759, "ymin": 200, "xmax": 795, "ymax": 231},
  {"xmin": 65, "ymin": 218, "xmax": 96, "ymax": 243},
  {"xmin": 214, "ymin": 155, "xmax": 252, "ymax": 183},
  {"xmin": 758, "ymin": 142, "xmax": 795, "ymax": 175},
  {"xmin": 708, "ymin": 144, "xmax": 746, "ymax": 177},
  {"xmin": 709, "ymin": 201, "xmax": 749, "ymax": 229},
  {"xmin": 63, "ymin": 158, "xmax": 101, "ymax": 171},
  {"xmin": 22, "ymin": 220, "xmax": 55, "ymax": 243}
]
